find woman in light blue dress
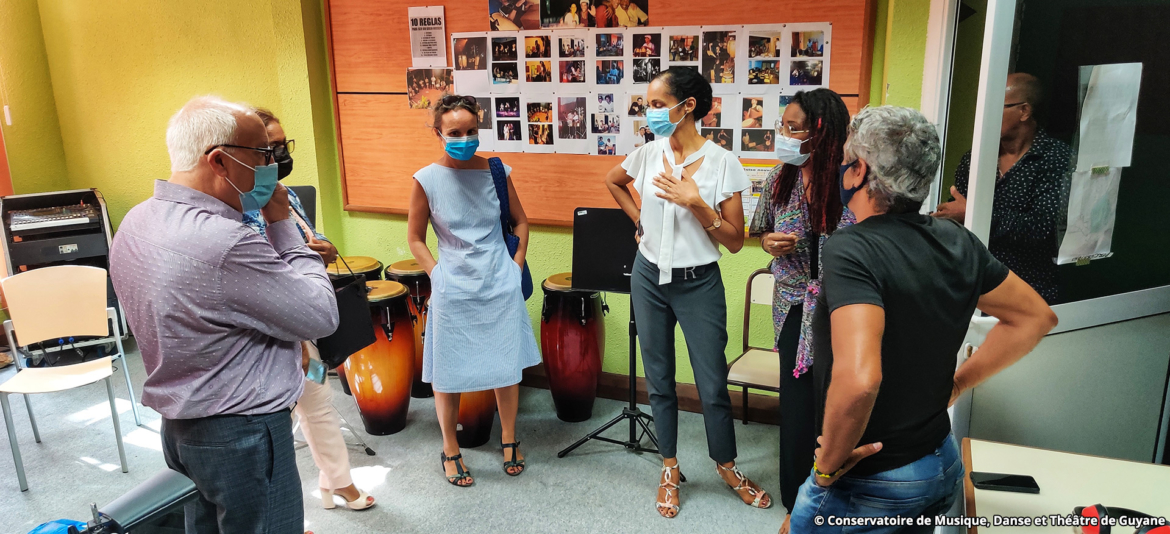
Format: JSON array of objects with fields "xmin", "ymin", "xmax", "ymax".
[{"xmin": 407, "ymin": 94, "xmax": 541, "ymax": 487}]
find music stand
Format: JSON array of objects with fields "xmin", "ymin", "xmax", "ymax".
[{"xmin": 558, "ymin": 208, "xmax": 659, "ymax": 458}]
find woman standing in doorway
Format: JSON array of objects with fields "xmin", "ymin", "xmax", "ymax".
[
  {"xmin": 605, "ymin": 67, "xmax": 772, "ymax": 519},
  {"xmin": 747, "ymin": 88, "xmax": 852, "ymax": 534},
  {"xmin": 407, "ymin": 95, "xmax": 541, "ymax": 487}
]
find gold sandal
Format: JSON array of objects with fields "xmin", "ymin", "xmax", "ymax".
[
  {"xmin": 656, "ymin": 464, "xmax": 681, "ymax": 518},
  {"xmin": 717, "ymin": 463, "xmax": 772, "ymax": 509}
]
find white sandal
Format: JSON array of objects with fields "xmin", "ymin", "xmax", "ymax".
[
  {"xmin": 321, "ymin": 488, "xmax": 376, "ymax": 511},
  {"xmin": 717, "ymin": 463, "xmax": 772, "ymax": 509},
  {"xmin": 656, "ymin": 464, "xmax": 681, "ymax": 518}
]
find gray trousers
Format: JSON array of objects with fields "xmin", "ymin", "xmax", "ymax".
[
  {"xmin": 161, "ymin": 409, "xmax": 303, "ymax": 534},
  {"xmin": 631, "ymin": 253, "xmax": 737, "ymax": 463}
]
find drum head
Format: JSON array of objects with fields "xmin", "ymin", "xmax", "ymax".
[
  {"xmin": 329, "ymin": 256, "xmax": 381, "ymax": 276},
  {"xmin": 543, "ymin": 272, "xmax": 574, "ymax": 292},
  {"xmin": 387, "ymin": 259, "xmax": 425, "ymax": 276},
  {"xmin": 367, "ymin": 280, "xmax": 408, "ymax": 302}
]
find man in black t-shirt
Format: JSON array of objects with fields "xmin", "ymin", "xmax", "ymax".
[{"xmin": 788, "ymin": 106, "xmax": 1057, "ymax": 533}]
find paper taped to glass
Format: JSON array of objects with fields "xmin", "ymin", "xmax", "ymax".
[
  {"xmin": 1057, "ymin": 167, "xmax": 1121, "ymax": 265},
  {"xmin": 1074, "ymin": 63, "xmax": 1142, "ymax": 172}
]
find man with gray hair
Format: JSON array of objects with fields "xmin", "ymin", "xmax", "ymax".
[
  {"xmin": 110, "ymin": 95, "xmax": 338, "ymax": 533},
  {"xmin": 788, "ymin": 106, "xmax": 1056, "ymax": 532}
]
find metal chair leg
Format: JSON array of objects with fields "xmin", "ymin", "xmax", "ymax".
[
  {"xmin": 105, "ymin": 378, "xmax": 129, "ymax": 474},
  {"xmin": 741, "ymin": 387, "xmax": 749, "ymax": 425},
  {"xmin": 2, "ymin": 393, "xmax": 28, "ymax": 491},
  {"xmin": 23, "ymin": 394, "xmax": 40, "ymax": 443},
  {"xmin": 111, "ymin": 337, "xmax": 142, "ymax": 426}
]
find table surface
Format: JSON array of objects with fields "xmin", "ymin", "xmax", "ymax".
[{"xmin": 964, "ymin": 438, "xmax": 1170, "ymax": 533}]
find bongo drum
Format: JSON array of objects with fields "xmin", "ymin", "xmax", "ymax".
[
  {"xmin": 344, "ymin": 281, "xmax": 415, "ymax": 435},
  {"xmin": 327, "ymin": 256, "xmax": 383, "ymax": 281},
  {"xmin": 540, "ymin": 273, "xmax": 605, "ymax": 422},
  {"xmin": 384, "ymin": 259, "xmax": 433, "ymax": 399},
  {"xmin": 456, "ymin": 389, "xmax": 497, "ymax": 448}
]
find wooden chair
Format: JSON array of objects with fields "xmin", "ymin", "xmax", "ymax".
[
  {"xmin": 726, "ymin": 268, "xmax": 780, "ymax": 424},
  {"xmin": 1, "ymin": 265, "xmax": 135, "ymax": 490}
]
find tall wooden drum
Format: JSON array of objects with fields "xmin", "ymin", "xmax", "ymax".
[
  {"xmin": 456, "ymin": 389, "xmax": 497, "ymax": 448},
  {"xmin": 344, "ymin": 281, "xmax": 415, "ymax": 435},
  {"xmin": 384, "ymin": 259, "xmax": 434, "ymax": 399},
  {"xmin": 540, "ymin": 273, "xmax": 606, "ymax": 422},
  {"xmin": 327, "ymin": 256, "xmax": 383, "ymax": 281}
]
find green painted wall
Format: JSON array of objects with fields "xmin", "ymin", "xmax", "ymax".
[
  {"xmin": 0, "ymin": 0, "xmax": 69, "ymax": 194},
  {"xmin": 881, "ymin": 0, "xmax": 932, "ymax": 108},
  {"xmin": 941, "ymin": 0, "xmax": 988, "ymax": 195}
]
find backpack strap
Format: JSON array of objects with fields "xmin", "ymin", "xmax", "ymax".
[{"xmin": 488, "ymin": 157, "xmax": 510, "ymax": 233}]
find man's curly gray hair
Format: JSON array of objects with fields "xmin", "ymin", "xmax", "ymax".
[{"xmin": 843, "ymin": 106, "xmax": 941, "ymax": 213}]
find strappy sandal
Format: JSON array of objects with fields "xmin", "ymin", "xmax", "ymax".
[
  {"xmin": 717, "ymin": 463, "xmax": 772, "ymax": 509},
  {"xmin": 440, "ymin": 452, "xmax": 474, "ymax": 487},
  {"xmin": 501, "ymin": 442, "xmax": 526, "ymax": 476},
  {"xmin": 656, "ymin": 463, "xmax": 681, "ymax": 518}
]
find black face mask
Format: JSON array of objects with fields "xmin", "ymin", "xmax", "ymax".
[{"xmin": 275, "ymin": 144, "xmax": 294, "ymax": 180}]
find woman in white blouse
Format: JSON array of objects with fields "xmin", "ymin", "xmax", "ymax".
[{"xmin": 604, "ymin": 66, "xmax": 773, "ymax": 519}]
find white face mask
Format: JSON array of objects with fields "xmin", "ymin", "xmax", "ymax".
[{"xmin": 775, "ymin": 133, "xmax": 810, "ymax": 166}]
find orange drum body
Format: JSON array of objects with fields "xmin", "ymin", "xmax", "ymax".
[
  {"xmin": 456, "ymin": 390, "xmax": 497, "ymax": 448},
  {"xmin": 344, "ymin": 281, "xmax": 414, "ymax": 435},
  {"xmin": 540, "ymin": 273, "xmax": 605, "ymax": 422},
  {"xmin": 384, "ymin": 260, "xmax": 434, "ymax": 399}
]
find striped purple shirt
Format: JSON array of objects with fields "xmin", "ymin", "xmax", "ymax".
[{"xmin": 110, "ymin": 181, "xmax": 338, "ymax": 419}]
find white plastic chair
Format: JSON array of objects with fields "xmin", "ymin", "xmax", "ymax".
[
  {"xmin": 0, "ymin": 265, "xmax": 135, "ymax": 490},
  {"xmin": 726, "ymin": 268, "xmax": 781, "ymax": 424}
]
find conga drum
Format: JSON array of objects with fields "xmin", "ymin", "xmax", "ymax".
[
  {"xmin": 384, "ymin": 259, "xmax": 433, "ymax": 399},
  {"xmin": 540, "ymin": 273, "xmax": 605, "ymax": 422},
  {"xmin": 327, "ymin": 256, "xmax": 383, "ymax": 281},
  {"xmin": 335, "ymin": 366, "xmax": 352, "ymax": 396},
  {"xmin": 456, "ymin": 389, "xmax": 497, "ymax": 448},
  {"xmin": 344, "ymin": 281, "xmax": 415, "ymax": 435}
]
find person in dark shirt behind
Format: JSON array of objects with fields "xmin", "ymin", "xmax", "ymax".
[
  {"xmin": 934, "ymin": 72, "xmax": 1072, "ymax": 303},
  {"xmin": 788, "ymin": 106, "xmax": 1057, "ymax": 533}
]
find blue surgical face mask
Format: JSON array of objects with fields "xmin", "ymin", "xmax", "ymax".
[
  {"xmin": 223, "ymin": 152, "xmax": 279, "ymax": 212},
  {"xmin": 775, "ymin": 133, "xmax": 810, "ymax": 166},
  {"xmin": 646, "ymin": 100, "xmax": 686, "ymax": 137},
  {"xmin": 839, "ymin": 160, "xmax": 868, "ymax": 207},
  {"xmin": 441, "ymin": 133, "xmax": 480, "ymax": 161}
]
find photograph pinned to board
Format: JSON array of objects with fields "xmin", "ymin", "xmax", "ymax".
[
  {"xmin": 785, "ymin": 23, "xmax": 832, "ymax": 89},
  {"xmin": 791, "ymin": 30, "xmax": 825, "ymax": 57},
  {"xmin": 668, "ymin": 34, "xmax": 700, "ymax": 62},
  {"xmin": 408, "ymin": 6, "xmax": 446, "ymax": 68},
  {"xmin": 633, "ymin": 33, "xmax": 661, "ymax": 57},
  {"xmin": 632, "ymin": 119, "xmax": 654, "ymax": 148},
  {"xmin": 560, "ymin": 60, "xmax": 587, "ymax": 84},
  {"xmin": 452, "ymin": 34, "xmax": 491, "ymax": 95},
  {"xmin": 596, "ymin": 60, "xmax": 625, "ymax": 85},
  {"xmin": 523, "ymin": 95, "xmax": 556, "ymax": 153},
  {"xmin": 1074, "ymin": 62, "xmax": 1142, "ymax": 172},
  {"xmin": 597, "ymin": 135, "xmax": 618, "ymax": 155},
  {"xmin": 591, "ymin": 112, "xmax": 620, "ymax": 134},
  {"xmin": 740, "ymin": 128, "xmax": 776, "ymax": 154},
  {"xmin": 701, "ymin": 28, "xmax": 739, "ymax": 87},
  {"xmin": 495, "ymin": 97, "xmax": 521, "ymax": 118},
  {"xmin": 541, "ymin": 0, "xmax": 599, "ymax": 28},
  {"xmin": 596, "ymin": 92, "xmax": 616, "ymax": 113},
  {"xmin": 489, "ymin": 0, "xmax": 540, "ymax": 31},
  {"xmin": 492, "ymin": 36, "xmax": 519, "ymax": 61},
  {"xmin": 491, "ymin": 63, "xmax": 521, "ymax": 94},
  {"xmin": 406, "ymin": 68, "xmax": 453, "ymax": 110},
  {"xmin": 703, "ymin": 128, "xmax": 734, "ymax": 151},
  {"xmin": 632, "ymin": 58, "xmax": 661, "ymax": 84},
  {"xmin": 595, "ymin": 32, "xmax": 625, "ymax": 57},
  {"xmin": 1057, "ymin": 167, "xmax": 1122, "ymax": 264},
  {"xmin": 496, "ymin": 119, "xmax": 525, "ymax": 152},
  {"xmin": 700, "ymin": 96, "xmax": 725, "ymax": 128},
  {"xmin": 526, "ymin": 60, "xmax": 554, "ymax": 82},
  {"xmin": 749, "ymin": 60, "xmax": 783, "ymax": 85},
  {"xmin": 527, "ymin": 100, "xmax": 554, "ymax": 123},
  {"xmin": 610, "ymin": 0, "xmax": 649, "ymax": 27},
  {"xmin": 556, "ymin": 96, "xmax": 591, "ymax": 148},
  {"xmin": 740, "ymin": 96, "xmax": 766, "ymax": 128},
  {"xmin": 524, "ymin": 35, "xmax": 553, "ymax": 58},
  {"xmin": 748, "ymin": 29, "xmax": 784, "ymax": 58},
  {"xmin": 559, "ymin": 35, "xmax": 587, "ymax": 57},
  {"xmin": 626, "ymin": 93, "xmax": 647, "ymax": 117},
  {"xmin": 789, "ymin": 59, "xmax": 823, "ymax": 86},
  {"xmin": 474, "ymin": 97, "xmax": 497, "ymax": 152}
]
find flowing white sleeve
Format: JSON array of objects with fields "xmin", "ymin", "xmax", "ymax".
[
  {"xmin": 620, "ymin": 142, "xmax": 651, "ymax": 195},
  {"xmin": 719, "ymin": 153, "xmax": 751, "ymax": 205}
]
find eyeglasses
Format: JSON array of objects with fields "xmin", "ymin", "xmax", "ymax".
[
  {"xmin": 1004, "ymin": 102, "xmax": 1027, "ymax": 109},
  {"xmin": 774, "ymin": 119, "xmax": 809, "ymax": 136},
  {"xmin": 440, "ymin": 95, "xmax": 479, "ymax": 107},
  {"xmin": 204, "ymin": 144, "xmax": 276, "ymax": 164},
  {"xmin": 271, "ymin": 139, "xmax": 295, "ymax": 154}
]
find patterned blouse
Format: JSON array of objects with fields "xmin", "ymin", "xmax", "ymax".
[{"xmin": 748, "ymin": 167, "xmax": 855, "ymax": 378}]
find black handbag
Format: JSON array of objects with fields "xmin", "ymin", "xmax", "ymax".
[{"xmin": 315, "ymin": 257, "xmax": 375, "ymax": 369}]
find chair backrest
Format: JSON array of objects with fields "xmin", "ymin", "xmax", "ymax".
[
  {"xmin": 741, "ymin": 268, "xmax": 774, "ymax": 352},
  {"xmin": 1, "ymin": 265, "xmax": 110, "ymax": 346}
]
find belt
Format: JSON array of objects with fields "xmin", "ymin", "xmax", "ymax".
[{"xmin": 639, "ymin": 254, "xmax": 717, "ymax": 281}]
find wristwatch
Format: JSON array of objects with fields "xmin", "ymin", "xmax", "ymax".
[{"xmin": 704, "ymin": 216, "xmax": 722, "ymax": 231}]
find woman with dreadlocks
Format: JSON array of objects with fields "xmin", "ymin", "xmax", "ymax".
[{"xmin": 747, "ymin": 88, "xmax": 852, "ymax": 534}]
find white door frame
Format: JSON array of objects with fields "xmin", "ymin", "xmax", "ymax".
[{"xmin": 919, "ymin": 0, "xmax": 963, "ymax": 213}]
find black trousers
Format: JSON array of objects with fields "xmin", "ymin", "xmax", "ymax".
[
  {"xmin": 161, "ymin": 409, "xmax": 303, "ymax": 534},
  {"xmin": 777, "ymin": 304, "xmax": 815, "ymax": 513}
]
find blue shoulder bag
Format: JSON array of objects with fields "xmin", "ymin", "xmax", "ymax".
[{"xmin": 488, "ymin": 157, "xmax": 534, "ymax": 300}]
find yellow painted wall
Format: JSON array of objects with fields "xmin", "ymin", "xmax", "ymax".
[
  {"xmin": 0, "ymin": 0, "xmax": 70, "ymax": 194},
  {"xmin": 6, "ymin": 0, "xmax": 932, "ymax": 387}
]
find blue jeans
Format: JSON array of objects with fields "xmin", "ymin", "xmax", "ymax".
[{"xmin": 789, "ymin": 434, "xmax": 963, "ymax": 534}]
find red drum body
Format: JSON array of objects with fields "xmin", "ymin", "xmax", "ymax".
[
  {"xmin": 384, "ymin": 260, "xmax": 434, "ymax": 399},
  {"xmin": 456, "ymin": 389, "xmax": 497, "ymax": 448},
  {"xmin": 540, "ymin": 273, "xmax": 605, "ymax": 422},
  {"xmin": 344, "ymin": 281, "xmax": 415, "ymax": 436}
]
